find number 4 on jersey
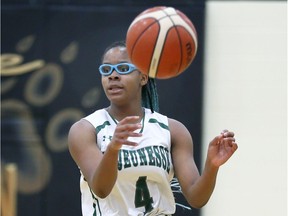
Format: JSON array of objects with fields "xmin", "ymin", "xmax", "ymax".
[{"xmin": 134, "ymin": 176, "xmax": 154, "ymax": 213}]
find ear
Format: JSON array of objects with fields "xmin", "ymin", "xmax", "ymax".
[{"xmin": 140, "ymin": 73, "xmax": 148, "ymax": 86}]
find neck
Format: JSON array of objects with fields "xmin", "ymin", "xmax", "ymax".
[{"xmin": 107, "ymin": 105, "xmax": 144, "ymax": 121}]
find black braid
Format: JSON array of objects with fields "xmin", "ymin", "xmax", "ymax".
[{"xmin": 142, "ymin": 78, "xmax": 159, "ymax": 113}]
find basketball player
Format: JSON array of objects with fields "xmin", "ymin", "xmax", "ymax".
[{"xmin": 68, "ymin": 41, "xmax": 238, "ymax": 216}]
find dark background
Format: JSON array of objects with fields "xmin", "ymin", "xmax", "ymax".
[{"xmin": 1, "ymin": 1, "xmax": 205, "ymax": 215}]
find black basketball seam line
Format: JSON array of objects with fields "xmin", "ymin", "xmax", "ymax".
[
  {"xmin": 173, "ymin": 26, "xmax": 184, "ymax": 76},
  {"xmin": 131, "ymin": 10, "xmax": 177, "ymax": 76},
  {"xmin": 130, "ymin": 19, "xmax": 160, "ymax": 75},
  {"xmin": 131, "ymin": 9, "xmax": 191, "ymax": 77},
  {"xmin": 165, "ymin": 10, "xmax": 196, "ymax": 75},
  {"xmin": 152, "ymin": 9, "xmax": 182, "ymax": 78},
  {"xmin": 154, "ymin": 8, "xmax": 177, "ymax": 78},
  {"xmin": 152, "ymin": 19, "xmax": 165, "ymax": 78},
  {"xmin": 156, "ymin": 27, "xmax": 176, "ymax": 78},
  {"xmin": 162, "ymin": 9, "xmax": 184, "ymax": 76}
]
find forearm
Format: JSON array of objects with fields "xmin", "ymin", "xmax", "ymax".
[
  {"xmin": 90, "ymin": 145, "xmax": 119, "ymax": 198},
  {"xmin": 186, "ymin": 162, "xmax": 219, "ymax": 208}
]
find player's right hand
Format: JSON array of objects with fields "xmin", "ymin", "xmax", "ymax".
[{"xmin": 109, "ymin": 116, "xmax": 142, "ymax": 151}]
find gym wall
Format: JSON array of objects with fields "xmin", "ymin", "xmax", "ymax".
[{"xmin": 202, "ymin": 1, "xmax": 286, "ymax": 216}]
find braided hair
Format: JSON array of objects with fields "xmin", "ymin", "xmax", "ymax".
[{"xmin": 101, "ymin": 41, "xmax": 159, "ymax": 113}]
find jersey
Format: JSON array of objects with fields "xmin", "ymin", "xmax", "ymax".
[{"xmin": 80, "ymin": 108, "xmax": 175, "ymax": 216}]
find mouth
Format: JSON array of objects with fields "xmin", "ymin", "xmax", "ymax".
[{"xmin": 107, "ymin": 85, "xmax": 124, "ymax": 94}]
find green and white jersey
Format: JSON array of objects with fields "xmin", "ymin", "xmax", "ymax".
[{"xmin": 80, "ymin": 108, "xmax": 175, "ymax": 216}]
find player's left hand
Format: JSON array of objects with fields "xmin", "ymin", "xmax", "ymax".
[{"xmin": 207, "ymin": 129, "xmax": 238, "ymax": 167}]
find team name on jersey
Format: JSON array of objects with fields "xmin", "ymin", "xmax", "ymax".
[{"xmin": 117, "ymin": 145, "xmax": 171, "ymax": 173}]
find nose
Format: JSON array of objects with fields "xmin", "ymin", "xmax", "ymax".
[{"xmin": 108, "ymin": 69, "xmax": 120, "ymax": 80}]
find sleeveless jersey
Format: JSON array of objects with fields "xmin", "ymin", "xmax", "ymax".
[{"xmin": 80, "ymin": 108, "xmax": 175, "ymax": 216}]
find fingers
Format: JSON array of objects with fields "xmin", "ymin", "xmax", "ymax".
[
  {"xmin": 221, "ymin": 129, "xmax": 235, "ymax": 138},
  {"xmin": 221, "ymin": 129, "xmax": 236, "ymax": 144},
  {"xmin": 210, "ymin": 134, "xmax": 223, "ymax": 146},
  {"xmin": 110, "ymin": 116, "xmax": 142, "ymax": 150},
  {"xmin": 231, "ymin": 142, "xmax": 238, "ymax": 152},
  {"xmin": 222, "ymin": 137, "xmax": 237, "ymax": 149},
  {"xmin": 220, "ymin": 130, "xmax": 238, "ymax": 153},
  {"xmin": 210, "ymin": 129, "xmax": 238, "ymax": 149},
  {"xmin": 117, "ymin": 116, "xmax": 142, "ymax": 137}
]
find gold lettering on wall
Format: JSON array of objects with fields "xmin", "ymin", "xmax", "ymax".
[
  {"xmin": 1, "ymin": 99, "xmax": 52, "ymax": 194},
  {"xmin": 24, "ymin": 63, "xmax": 63, "ymax": 106},
  {"xmin": 60, "ymin": 41, "xmax": 79, "ymax": 64},
  {"xmin": 1, "ymin": 33, "xmax": 102, "ymax": 196},
  {"xmin": 1, "ymin": 54, "xmax": 45, "ymax": 76},
  {"xmin": 82, "ymin": 87, "xmax": 102, "ymax": 108}
]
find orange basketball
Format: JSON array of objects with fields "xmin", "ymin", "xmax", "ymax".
[{"xmin": 126, "ymin": 6, "xmax": 198, "ymax": 79}]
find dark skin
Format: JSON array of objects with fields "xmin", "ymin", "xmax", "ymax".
[{"xmin": 68, "ymin": 46, "xmax": 238, "ymax": 209}]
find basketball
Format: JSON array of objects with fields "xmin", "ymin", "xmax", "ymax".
[{"xmin": 126, "ymin": 6, "xmax": 198, "ymax": 79}]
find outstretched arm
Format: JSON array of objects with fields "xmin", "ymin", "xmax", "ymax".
[{"xmin": 170, "ymin": 119, "xmax": 238, "ymax": 208}]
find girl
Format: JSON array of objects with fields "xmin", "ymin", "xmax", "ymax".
[{"xmin": 68, "ymin": 41, "xmax": 238, "ymax": 216}]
